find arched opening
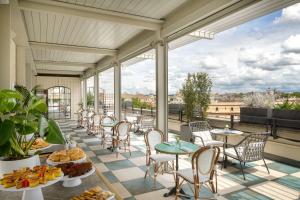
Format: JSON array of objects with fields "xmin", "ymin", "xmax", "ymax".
[{"xmin": 47, "ymin": 86, "xmax": 71, "ymax": 119}]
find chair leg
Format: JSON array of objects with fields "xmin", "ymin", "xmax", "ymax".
[
  {"xmin": 144, "ymin": 166, "xmax": 149, "ymax": 179},
  {"xmin": 239, "ymin": 161, "xmax": 246, "ymax": 180},
  {"xmin": 194, "ymin": 184, "xmax": 200, "ymax": 200},
  {"xmin": 262, "ymin": 158, "xmax": 270, "ymax": 174},
  {"xmin": 175, "ymin": 177, "xmax": 180, "ymax": 200}
]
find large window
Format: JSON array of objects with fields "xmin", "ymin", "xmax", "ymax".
[
  {"xmin": 47, "ymin": 86, "xmax": 71, "ymax": 119},
  {"xmin": 121, "ymin": 49, "xmax": 156, "ymax": 123},
  {"xmin": 86, "ymin": 76, "xmax": 94, "ymax": 110},
  {"xmin": 98, "ymin": 68, "xmax": 114, "ymax": 115},
  {"xmin": 167, "ymin": 3, "xmax": 300, "ymax": 135}
]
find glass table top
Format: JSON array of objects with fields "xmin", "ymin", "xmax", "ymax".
[{"xmin": 155, "ymin": 140, "xmax": 199, "ymax": 155}]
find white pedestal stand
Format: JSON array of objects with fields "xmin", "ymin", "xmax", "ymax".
[{"xmin": 61, "ymin": 166, "xmax": 95, "ymax": 188}]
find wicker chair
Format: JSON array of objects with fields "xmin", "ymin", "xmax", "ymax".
[
  {"xmin": 189, "ymin": 121, "xmax": 223, "ymax": 147},
  {"xmin": 113, "ymin": 121, "xmax": 132, "ymax": 158},
  {"xmin": 223, "ymin": 132, "xmax": 270, "ymax": 180},
  {"xmin": 144, "ymin": 129, "xmax": 175, "ymax": 187},
  {"xmin": 91, "ymin": 114, "xmax": 102, "ymax": 135},
  {"xmin": 100, "ymin": 115, "xmax": 116, "ymax": 148},
  {"xmin": 80, "ymin": 110, "xmax": 88, "ymax": 127},
  {"xmin": 175, "ymin": 146, "xmax": 220, "ymax": 200},
  {"xmin": 137, "ymin": 115, "xmax": 155, "ymax": 134}
]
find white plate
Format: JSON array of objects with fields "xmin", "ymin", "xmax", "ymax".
[
  {"xmin": 28, "ymin": 144, "xmax": 53, "ymax": 155},
  {"xmin": 61, "ymin": 166, "xmax": 95, "ymax": 181},
  {"xmin": 0, "ymin": 173, "xmax": 64, "ymax": 192},
  {"xmin": 46, "ymin": 154, "xmax": 86, "ymax": 166}
]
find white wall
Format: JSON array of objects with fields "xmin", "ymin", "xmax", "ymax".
[{"xmin": 36, "ymin": 76, "xmax": 82, "ymax": 120}]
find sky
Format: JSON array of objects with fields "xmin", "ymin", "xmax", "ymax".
[{"xmin": 101, "ymin": 3, "xmax": 300, "ymax": 95}]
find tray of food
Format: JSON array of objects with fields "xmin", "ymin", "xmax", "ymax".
[
  {"xmin": 0, "ymin": 165, "xmax": 63, "ymax": 191},
  {"xmin": 71, "ymin": 186, "xmax": 114, "ymax": 200},
  {"xmin": 28, "ymin": 138, "xmax": 52, "ymax": 155},
  {"xmin": 56, "ymin": 162, "xmax": 95, "ymax": 180},
  {"xmin": 47, "ymin": 147, "xmax": 86, "ymax": 165}
]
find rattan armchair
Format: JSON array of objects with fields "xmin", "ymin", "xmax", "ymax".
[
  {"xmin": 144, "ymin": 129, "xmax": 175, "ymax": 187},
  {"xmin": 175, "ymin": 146, "xmax": 220, "ymax": 200},
  {"xmin": 189, "ymin": 121, "xmax": 223, "ymax": 147},
  {"xmin": 137, "ymin": 115, "xmax": 155, "ymax": 134},
  {"xmin": 223, "ymin": 132, "xmax": 270, "ymax": 180},
  {"xmin": 113, "ymin": 121, "xmax": 132, "ymax": 158}
]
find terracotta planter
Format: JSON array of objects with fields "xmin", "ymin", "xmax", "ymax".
[{"xmin": 0, "ymin": 155, "xmax": 40, "ymax": 177}]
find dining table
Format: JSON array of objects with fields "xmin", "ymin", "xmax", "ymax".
[
  {"xmin": 102, "ymin": 121, "xmax": 119, "ymax": 151},
  {"xmin": 155, "ymin": 140, "xmax": 199, "ymax": 197},
  {"xmin": 210, "ymin": 128, "xmax": 243, "ymax": 167}
]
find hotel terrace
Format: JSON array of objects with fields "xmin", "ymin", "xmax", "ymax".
[{"xmin": 0, "ymin": 0, "xmax": 299, "ymax": 200}]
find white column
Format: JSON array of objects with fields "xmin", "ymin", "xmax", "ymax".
[
  {"xmin": 0, "ymin": 4, "xmax": 12, "ymax": 89},
  {"xmin": 82, "ymin": 79, "xmax": 87, "ymax": 109},
  {"xmin": 114, "ymin": 62, "xmax": 121, "ymax": 120},
  {"xmin": 94, "ymin": 73, "xmax": 99, "ymax": 113},
  {"xmin": 16, "ymin": 45, "xmax": 26, "ymax": 86},
  {"xmin": 155, "ymin": 39, "xmax": 168, "ymax": 140}
]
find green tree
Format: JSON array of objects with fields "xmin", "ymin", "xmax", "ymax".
[
  {"xmin": 193, "ymin": 72, "xmax": 212, "ymax": 119},
  {"xmin": 181, "ymin": 72, "xmax": 212, "ymax": 122},
  {"xmin": 86, "ymin": 92, "xmax": 94, "ymax": 108},
  {"xmin": 180, "ymin": 73, "xmax": 196, "ymax": 122}
]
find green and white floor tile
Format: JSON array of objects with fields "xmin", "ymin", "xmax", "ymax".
[{"xmin": 58, "ymin": 120, "xmax": 300, "ymax": 200}]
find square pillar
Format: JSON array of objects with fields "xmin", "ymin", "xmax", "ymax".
[
  {"xmin": 82, "ymin": 79, "xmax": 87, "ymax": 109},
  {"xmin": 0, "ymin": 4, "xmax": 13, "ymax": 89},
  {"xmin": 94, "ymin": 73, "xmax": 99, "ymax": 113},
  {"xmin": 114, "ymin": 63, "xmax": 121, "ymax": 120},
  {"xmin": 155, "ymin": 40, "xmax": 168, "ymax": 140}
]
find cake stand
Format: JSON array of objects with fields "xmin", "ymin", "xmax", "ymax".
[
  {"xmin": 61, "ymin": 166, "xmax": 95, "ymax": 187},
  {"xmin": 0, "ymin": 173, "xmax": 63, "ymax": 200}
]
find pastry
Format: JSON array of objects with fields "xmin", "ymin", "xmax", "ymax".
[
  {"xmin": 56, "ymin": 162, "xmax": 92, "ymax": 178},
  {"xmin": 30, "ymin": 138, "xmax": 49, "ymax": 150},
  {"xmin": 48, "ymin": 148, "xmax": 85, "ymax": 163},
  {"xmin": 71, "ymin": 186, "xmax": 113, "ymax": 200},
  {"xmin": 0, "ymin": 165, "xmax": 61, "ymax": 189}
]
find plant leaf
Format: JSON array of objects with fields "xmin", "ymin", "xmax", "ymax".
[
  {"xmin": 0, "ymin": 89, "xmax": 22, "ymax": 100},
  {"xmin": 9, "ymin": 137, "xmax": 25, "ymax": 156},
  {"xmin": 0, "ymin": 120, "xmax": 14, "ymax": 146},
  {"xmin": 29, "ymin": 99, "xmax": 47, "ymax": 113},
  {"xmin": 39, "ymin": 116, "xmax": 48, "ymax": 137},
  {"xmin": 45, "ymin": 119, "xmax": 66, "ymax": 144},
  {"xmin": 0, "ymin": 142, "xmax": 11, "ymax": 157},
  {"xmin": 14, "ymin": 85, "xmax": 31, "ymax": 107}
]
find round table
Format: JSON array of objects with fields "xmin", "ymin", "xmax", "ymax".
[
  {"xmin": 102, "ymin": 121, "xmax": 119, "ymax": 151},
  {"xmin": 210, "ymin": 129, "xmax": 243, "ymax": 167},
  {"xmin": 155, "ymin": 140, "xmax": 199, "ymax": 197}
]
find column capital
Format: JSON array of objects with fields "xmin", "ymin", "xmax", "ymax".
[{"xmin": 150, "ymin": 39, "xmax": 166, "ymax": 48}]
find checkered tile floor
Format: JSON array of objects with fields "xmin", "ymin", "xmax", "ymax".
[{"xmin": 58, "ymin": 120, "xmax": 300, "ymax": 200}]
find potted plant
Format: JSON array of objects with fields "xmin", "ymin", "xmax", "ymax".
[
  {"xmin": 0, "ymin": 85, "xmax": 66, "ymax": 175},
  {"xmin": 273, "ymin": 100, "xmax": 300, "ymax": 129},
  {"xmin": 179, "ymin": 72, "xmax": 212, "ymax": 142}
]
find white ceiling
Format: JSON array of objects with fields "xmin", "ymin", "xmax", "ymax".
[
  {"xmin": 55, "ymin": 0, "xmax": 187, "ymax": 19},
  {"xmin": 20, "ymin": 0, "xmax": 188, "ymax": 75}
]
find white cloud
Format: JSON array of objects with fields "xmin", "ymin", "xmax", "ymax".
[
  {"xmin": 282, "ymin": 34, "xmax": 300, "ymax": 53},
  {"xmin": 273, "ymin": 3, "xmax": 300, "ymax": 24}
]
